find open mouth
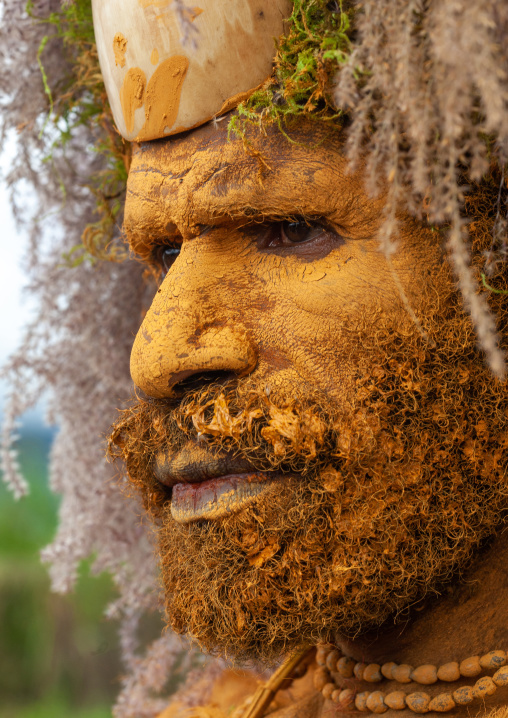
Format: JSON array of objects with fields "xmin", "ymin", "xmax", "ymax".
[{"xmin": 154, "ymin": 441, "xmax": 284, "ymax": 523}]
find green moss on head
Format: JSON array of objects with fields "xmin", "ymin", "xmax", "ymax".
[{"xmin": 228, "ymin": 0, "xmax": 355, "ymax": 141}]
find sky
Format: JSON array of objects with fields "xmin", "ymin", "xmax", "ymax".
[
  {"xmin": 0, "ymin": 184, "xmax": 33, "ymax": 364},
  {"xmin": 0, "ymin": 141, "xmax": 38, "ymax": 415}
]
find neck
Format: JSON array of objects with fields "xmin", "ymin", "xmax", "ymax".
[
  {"xmin": 336, "ymin": 532, "xmax": 508, "ymax": 666},
  {"xmin": 330, "ymin": 531, "xmax": 508, "ymax": 714}
]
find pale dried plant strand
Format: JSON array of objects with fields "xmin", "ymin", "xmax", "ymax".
[
  {"xmin": 0, "ymin": 395, "xmax": 29, "ymax": 498},
  {"xmin": 334, "ymin": 0, "xmax": 508, "ymax": 376},
  {"xmin": 447, "ymin": 213, "xmax": 506, "ymax": 379},
  {"xmin": 113, "ymin": 632, "xmax": 194, "ymax": 718}
]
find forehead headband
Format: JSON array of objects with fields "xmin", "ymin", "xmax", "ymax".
[{"xmin": 92, "ymin": 0, "xmax": 291, "ymax": 142}]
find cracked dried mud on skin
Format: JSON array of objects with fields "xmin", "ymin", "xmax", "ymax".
[
  {"xmin": 126, "ymin": 118, "xmax": 441, "ymax": 404},
  {"xmin": 112, "ymin": 117, "xmax": 508, "ymax": 712}
]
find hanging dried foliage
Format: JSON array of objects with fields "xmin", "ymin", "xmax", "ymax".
[{"xmin": 334, "ymin": 0, "xmax": 508, "ymax": 376}]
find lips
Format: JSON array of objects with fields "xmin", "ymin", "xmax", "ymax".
[
  {"xmin": 170, "ymin": 472, "xmax": 280, "ymax": 522},
  {"xmin": 154, "ymin": 441, "xmax": 283, "ymax": 524}
]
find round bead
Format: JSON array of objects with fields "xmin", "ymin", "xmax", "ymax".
[
  {"xmin": 384, "ymin": 691, "xmax": 407, "ymax": 710},
  {"xmin": 326, "ymin": 649, "xmax": 341, "ymax": 672},
  {"xmin": 336, "ymin": 655, "xmax": 356, "ymax": 678},
  {"xmin": 316, "ymin": 653, "xmax": 327, "ymax": 667},
  {"xmin": 316, "ymin": 646, "xmax": 330, "ymax": 667},
  {"xmin": 437, "ymin": 662, "xmax": 460, "ymax": 682},
  {"xmin": 473, "ymin": 676, "xmax": 497, "ymax": 698},
  {"xmin": 317, "ymin": 643, "xmax": 334, "ymax": 655},
  {"xmin": 452, "ymin": 686, "xmax": 474, "ymax": 705},
  {"xmin": 355, "ymin": 692, "xmax": 369, "ymax": 711},
  {"xmin": 313, "ymin": 667, "xmax": 331, "ymax": 691},
  {"xmin": 354, "ymin": 662, "xmax": 368, "ymax": 680},
  {"xmin": 331, "ymin": 689, "xmax": 342, "ymax": 703},
  {"xmin": 322, "ymin": 682, "xmax": 336, "ymax": 700},
  {"xmin": 493, "ymin": 665, "xmax": 508, "ymax": 687},
  {"xmin": 366, "ymin": 691, "xmax": 388, "ymax": 713},
  {"xmin": 459, "ymin": 655, "xmax": 482, "ymax": 677},
  {"xmin": 406, "ymin": 692, "xmax": 430, "ymax": 713},
  {"xmin": 381, "ymin": 661, "xmax": 397, "ymax": 680},
  {"xmin": 338, "ymin": 688, "xmax": 355, "ymax": 706},
  {"xmin": 428, "ymin": 693, "xmax": 456, "ymax": 712},
  {"xmin": 392, "ymin": 664, "xmax": 414, "ymax": 683},
  {"xmin": 363, "ymin": 663, "xmax": 383, "ymax": 683},
  {"xmin": 480, "ymin": 650, "xmax": 506, "ymax": 670},
  {"xmin": 411, "ymin": 665, "xmax": 438, "ymax": 685}
]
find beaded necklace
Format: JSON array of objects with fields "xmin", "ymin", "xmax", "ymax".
[
  {"xmin": 234, "ymin": 643, "xmax": 508, "ymax": 718},
  {"xmin": 314, "ymin": 642, "xmax": 508, "ymax": 713}
]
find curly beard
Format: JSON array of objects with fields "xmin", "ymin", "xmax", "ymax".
[{"xmin": 108, "ymin": 290, "xmax": 508, "ymax": 664}]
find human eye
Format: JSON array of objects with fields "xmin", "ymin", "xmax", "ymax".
[
  {"xmin": 152, "ymin": 242, "xmax": 181, "ymax": 277},
  {"xmin": 257, "ymin": 217, "xmax": 343, "ymax": 254},
  {"xmin": 279, "ymin": 219, "xmax": 327, "ymax": 245}
]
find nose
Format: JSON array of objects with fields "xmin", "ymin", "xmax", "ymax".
[{"xmin": 130, "ymin": 266, "xmax": 257, "ymax": 398}]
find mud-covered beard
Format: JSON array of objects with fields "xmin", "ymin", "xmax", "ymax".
[{"xmin": 109, "ymin": 296, "xmax": 508, "ymax": 664}]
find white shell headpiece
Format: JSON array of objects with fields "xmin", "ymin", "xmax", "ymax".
[{"xmin": 92, "ymin": 0, "xmax": 291, "ymax": 142}]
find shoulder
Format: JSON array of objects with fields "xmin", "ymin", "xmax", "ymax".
[
  {"xmin": 157, "ymin": 661, "xmax": 325, "ymax": 718},
  {"xmin": 157, "ymin": 668, "xmax": 260, "ymax": 718}
]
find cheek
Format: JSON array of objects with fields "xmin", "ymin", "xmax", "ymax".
[
  {"xmin": 159, "ymin": 234, "xmax": 432, "ymax": 400},
  {"xmin": 240, "ymin": 244, "xmax": 387, "ymax": 346},
  {"xmin": 279, "ymin": 255, "xmax": 360, "ymax": 318},
  {"xmin": 268, "ymin": 242, "xmax": 394, "ymax": 319},
  {"xmin": 204, "ymin": 247, "xmax": 366, "ymax": 396}
]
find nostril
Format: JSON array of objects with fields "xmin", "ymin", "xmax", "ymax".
[
  {"xmin": 173, "ymin": 370, "xmax": 237, "ymax": 396},
  {"xmin": 131, "ymin": 319, "xmax": 257, "ymax": 399}
]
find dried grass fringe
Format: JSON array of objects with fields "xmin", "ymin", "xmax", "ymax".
[{"xmin": 334, "ymin": 0, "xmax": 508, "ymax": 378}]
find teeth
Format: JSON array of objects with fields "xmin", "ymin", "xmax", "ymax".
[{"xmin": 170, "ymin": 475, "xmax": 276, "ymax": 523}]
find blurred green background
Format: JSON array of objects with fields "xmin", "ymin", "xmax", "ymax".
[{"xmin": 0, "ymin": 417, "xmax": 120, "ymax": 718}]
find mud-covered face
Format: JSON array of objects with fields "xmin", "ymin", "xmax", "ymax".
[
  {"xmin": 113, "ymin": 119, "xmax": 508, "ymax": 661},
  {"xmin": 126, "ymin": 119, "xmax": 439, "ymax": 405}
]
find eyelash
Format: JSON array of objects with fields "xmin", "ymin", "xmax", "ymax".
[
  {"xmin": 269, "ymin": 218, "xmax": 329, "ymax": 246},
  {"xmin": 153, "ymin": 244, "xmax": 180, "ymax": 277}
]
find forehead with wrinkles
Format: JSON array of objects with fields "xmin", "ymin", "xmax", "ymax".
[{"xmin": 124, "ymin": 119, "xmax": 388, "ymax": 255}]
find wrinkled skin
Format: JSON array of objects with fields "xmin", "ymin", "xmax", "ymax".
[
  {"xmin": 126, "ymin": 121, "xmax": 436, "ymax": 402},
  {"xmin": 120, "ymin": 119, "xmax": 508, "ymax": 717}
]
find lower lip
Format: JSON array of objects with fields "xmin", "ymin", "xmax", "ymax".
[{"xmin": 170, "ymin": 472, "xmax": 280, "ymax": 524}]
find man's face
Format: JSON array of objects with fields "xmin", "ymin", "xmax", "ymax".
[
  {"xmin": 111, "ymin": 119, "xmax": 508, "ymax": 662},
  {"xmin": 125, "ymin": 120, "xmax": 436, "ymax": 404}
]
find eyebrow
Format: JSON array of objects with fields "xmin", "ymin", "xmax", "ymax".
[{"xmin": 124, "ymin": 144, "xmax": 385, "ymax": 256}]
